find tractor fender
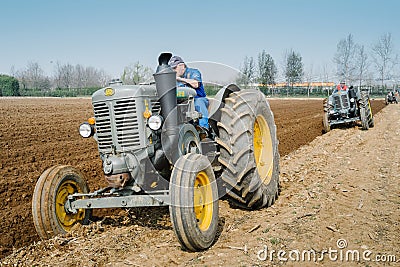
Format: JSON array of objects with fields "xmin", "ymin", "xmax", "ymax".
[{"xmin": 209, "ymin": 84, "xmax": 241, "ymax": 134}]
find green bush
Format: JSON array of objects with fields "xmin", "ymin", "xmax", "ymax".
[{"xmin": 0, "ymin": 74, "xmax": 20, "ymax": 96}]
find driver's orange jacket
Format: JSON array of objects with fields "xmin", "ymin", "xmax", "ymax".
[{"xmin": 337, "ymin": 84, "xmax": 348, "ymax": 91}]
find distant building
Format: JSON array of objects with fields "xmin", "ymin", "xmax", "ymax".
[{"xmin": 267, "ymin": 82, "xmax": 335, "ymax": 87}]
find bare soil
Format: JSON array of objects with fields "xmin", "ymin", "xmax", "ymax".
[{"xmin": 1, "ymin": 97, "xmax": 393, "ymax": 266}]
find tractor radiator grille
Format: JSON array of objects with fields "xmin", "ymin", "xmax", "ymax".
[
  {"xmin": 151, "ymin": 100, "xmax": 161, "ymax": 114},
  {"xmin": 333, "ymin": 94, "xmax": 349, "ymax": 109},
  {"xmin": 341, "ymin": 94, "xmax": 349, "ymax": 109},
  {"xmin": 93, "ymin": 98, "xmax": 141, "ymax": 153},
  {"xmin": 333, "ymin": 95, "xmax": 341, "ymax": 109},
  {"xmin": 114, "ymin": 99, "xmax": 141, "ymax": 150},
  {"xmin": 93, "ymin": 102, "xmax": 113, "ymax": 152}
]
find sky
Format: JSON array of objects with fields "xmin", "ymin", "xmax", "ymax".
[{"xmin": 1, "ymin": 0, "xmax": 399, "ymax": 82}]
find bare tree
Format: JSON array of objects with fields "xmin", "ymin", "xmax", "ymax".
[
  {"xmin": 355, "ymin": 44, "xmax": 369, "ymax": 89},
  {"xmin": 9, "ymin": 66, "xmax": 16, "ymax": 77},
  {"xmin": 321, "ymin": 63, "xmax": 330, "ymax": 83},
  {"xmin": 372, "ymin": 33, "xmax": 397, "ymax": 88},
  {"xmin": 83, "ymin": 66, "xmax": 98, "ymax": 87},
  {"xmin": 27, "ymin": 62, "xmax": 45, "ymax": 90},
  {"xmin": 53, "ymin": 62, "xmax": 74, "ymax": 89},
  {"xmin": 61, "ymin": 64, "xmax": 74, "ymax": 90},
  {"xmin": 53, "ymin": 61, "xmax": 64, "ymax": 89},
  {"xmin": 305, "ymin": 64, "xmax": 313, "ymax": 98},
  {"xmin": 15, "ymin": 69, "xmax": 28, "ymax": 90},
  {"xmin": 320, "ymin": 63, "xmax": 332, "ymax": 95},
  {"xmin": 14, "ymin": 62, "xmax": 49, "ymax": 91},
  {"xmin": 333, "ymin": 34, "xmax": 357, "ymax": 83},
  {"xmin": 82, "ymin": 66, "xmax": 109, "ymax": 87},
  {"xmin": 74, "ymin": 64, "xmax": 85, "ymax": 89},
  {"xmin": 121, "ymin": 61, "xmax": 152, "ymax": 85},
  {"xmin": 98, "ymin": 69, "xmax": 111, "ymax": 87}
]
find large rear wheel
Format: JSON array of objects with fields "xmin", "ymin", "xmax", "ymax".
[
  {"xmin": 367, "ymin": 99, "xmax": 374, "ymax": 128},
  {"xmin": 360, "ymin": 91, "xmax": 374, "ymax": 130},
  {"xmin": 169, "ymin": 153, "xmax": 219, "ymax": 251},
  {"xmin": 360, "ymin": 107, "xmax": 369, "ymax": 130},
  {"xmin": 217, "ymin": 89, "xmax": 279, "ymax": 209},
  {"xmin": 32, "ymin": 165, "xmax": 91, "ymax": 239}
]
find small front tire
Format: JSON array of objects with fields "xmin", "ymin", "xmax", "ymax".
[
  {"xmin": 169, "ymin": 153, "xmax": 219, "ymax": 251},
  {"xmin": 32, "ymin": 165, "xmax": 91, "ymax": 239}
]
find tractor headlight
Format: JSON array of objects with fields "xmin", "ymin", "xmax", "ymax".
[
  {"xmin": 148, "ymin": 115, "xmax": 163, "ymax": 131},
  {"xmin": 79, "ymin": 122, "xmax": 94, "ymax": 138},
  {"xmin": 350, "ymin": 98, "xmax": 355, "ymax": 102},
  {"xmin": 103, "ymin": 160, "xmax": 113, "ymax": 175}
]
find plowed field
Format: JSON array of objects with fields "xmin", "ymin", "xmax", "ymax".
[{"xmin": 0, "ymin": 97, "xmax": 385, "ymax": 259}]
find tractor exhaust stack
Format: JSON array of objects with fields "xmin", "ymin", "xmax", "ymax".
[{"xmin": 153, "ymin": 53, "xmax": 179, "ymax": 163}]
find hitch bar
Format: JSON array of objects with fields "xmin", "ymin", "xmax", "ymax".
[
  {"xmin": 329, "ymin": 117, "xmax": 359, "ymax": 125},
  {"xmin": 66, "ymin": 190, "xmax": 170, "ymax": 213}
]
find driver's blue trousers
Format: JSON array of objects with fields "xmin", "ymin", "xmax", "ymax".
[{"xmin": 194, "ymin": 97, "xmax": 209, "ymax": 129}]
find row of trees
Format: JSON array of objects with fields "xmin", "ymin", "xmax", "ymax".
[
  {"xmin": 10, "ymin": 62, "xmax": 110, "ymax": 95},
  {"xmin": 238, "ymin": 32, "xmax": 399, "ymax": 91},
  {"xmin": 0, "ymin": 62, "xmax": 111, "ymax": 96},
  {"xmin": 0, "ymin": 60, "xmax": 156, "ymax": 96},
  {"xmin": 236, "ymin": 49, "xmax": 304, "ymax": 93}
]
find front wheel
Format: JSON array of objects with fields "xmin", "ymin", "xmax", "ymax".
[
  {"xmin": 322, "ymin": 98, "xmax": 331, "ymax": 133},
  {"xmin": 32, "ymin": 165, "xmax": 92, "ymax": 239},
  {"xmin": 169, "ymin": 153, "xmax": 219, "ymax": 251}
]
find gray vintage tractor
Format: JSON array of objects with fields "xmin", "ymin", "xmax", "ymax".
[
  {"xmin": 385, "ymin": 91, "xmax": 398, "ymax": 105},
  {"xmin": 323, "ymin": 87, "xmax": 374, "ymax": 132},
  {"xmin": 32, "ymin": 53, "xmax": 280, "ymax": 251}
]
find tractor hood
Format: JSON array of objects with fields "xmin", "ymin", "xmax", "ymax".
[{"xmin": 92, "ymin": 84, "xmax": 157, "ymax": 102}]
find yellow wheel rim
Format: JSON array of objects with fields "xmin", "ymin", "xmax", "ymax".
[
  {"xmin": 368, "ymin": 101, "xmax": 373, "ymax": 119},
  {"xmin": 55, "ymin": 179, "xmax": 85, "ymax": 231},
  {"xmin": 253, "ymin": 115, "xmax": 274, "ymax": 184},
  {"xmin": 193, "ymin": 171, "xmax": 213, "ymax": 231}
]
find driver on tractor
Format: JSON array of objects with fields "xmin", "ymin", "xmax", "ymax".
[
  {"xmin": 169, "ymin": 55, "xmax": 209, "ymax": 130},
  {"xmin": 334, "ymin": 80, "xmax": 348, "ymax": 92}
]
